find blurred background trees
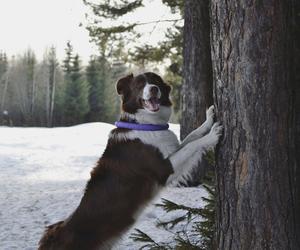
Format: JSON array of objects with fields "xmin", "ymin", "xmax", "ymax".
[
  {"xmin": 0, "ymin": 41, "xmax": 128, "ymax": 126},
  {"xmin": 0, "ymin": 0, "xmax": 184, "ymax": 127},
  {"xmin": 82, "ymin": 0, "xmax": 184, "ymax": 120}
]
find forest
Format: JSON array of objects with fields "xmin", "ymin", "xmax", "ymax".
[
  {"xmin": 0, "ymin": 0, "xmax": 183, "ymax": 127},
  {"xmin": 0, "ymin": 44, "xmax": 129, "ymax": 127},
  {"xmin": 0, "ymin": 0, "xmax": 299, "ymax": 249}
]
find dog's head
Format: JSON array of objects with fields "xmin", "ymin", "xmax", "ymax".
[{"xmin": 116, "ymin": 72, "xmax": 172, "ymax": 124}]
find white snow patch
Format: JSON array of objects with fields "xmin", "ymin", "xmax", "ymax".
[{"xmin": 0, "ymin": 122, "xmax": 206, "ymax": 249}]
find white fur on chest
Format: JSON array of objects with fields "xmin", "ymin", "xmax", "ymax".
[{"xmin": 111, "ymin": 129, "xmax": 180, "ymax": 158}]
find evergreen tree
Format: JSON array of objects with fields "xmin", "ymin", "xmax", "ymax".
[
  {"xmin": 82, "ymin": 0, "xmax": 144, "ymax": 57},
  {"xmin": 83, "ymin": 0, "xmax": 182, "ymax": 64},
  {"xmin": 52, "ymin": 69, "xmax": 65, "ymax": 127},
  {"xmin": 83, "ymin": 0, "xmax": 183, "ymax": 121},
  {"xmin": 63, "ymin": 41, "xmax": 73, "ymax": 76},
  {"xmin": 0, "ymin": 51, "xmax": 8, "ymax": 79},
  {"xmin": 26, "ymin": 49, "xmax": 37, "ymax": 122},
  {"xmin": 46, "ymin": 47, "xmax": 59, "ymax": 127},
  {"xmin": 104, "ymin": 59, "xmax": 127, "ymax": 123},
  {"xmin": 64, "ymin": 53, "xmax": 90, "ymax": 125},
  {"xmin": 130, "ymin": 151, "xmax": 216, "ymax": 250},
  {"xmin": 0, "ymin": 49, "xmax": 66, "ymax": 127},
  {"xmin": 85, "ymin": 56, "xmax": 105, "ymax": 122},
  {"xmin": 0, "ymin": 51, "xmax": 8, "ymax": 117},
  {"xmin": 33, "ymin": 47, "xmax": 64, "ymax": 127},
  {"xmin": 60, "ymin": 41, "xmax": 75, "ymax": 125},
  {"xmin": 21, "ymin": 49, "xmax": 37, "ymax": 125},
  {"xmin": 0, "ymin": 52, "xmax": 8, "ymax": 94}
]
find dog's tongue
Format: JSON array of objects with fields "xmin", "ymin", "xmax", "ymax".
[{"xmin": 145, "ymin": 97, "xmax": 160, "ymax": 112}]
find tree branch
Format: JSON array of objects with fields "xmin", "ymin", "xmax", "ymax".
[{"xmin": 135, "ymin": 18, "xmax": 183, "ymax": 26}]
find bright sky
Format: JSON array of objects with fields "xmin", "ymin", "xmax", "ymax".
[{"xmin": 0, "ymin": 0, "xmax": 180, "ymax": 64}]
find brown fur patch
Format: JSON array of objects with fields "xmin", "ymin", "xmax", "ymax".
[{"xmin": 38, "ymin": 137, "xmax": 173, "ymax": 250}]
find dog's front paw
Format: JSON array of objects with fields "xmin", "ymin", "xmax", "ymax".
[
  {"xmin": 208, "ymin": 122, "xmax": 223, "ymax": 147},
  {"xmin": 204, "ymin": 105, "xmax": 215, "ymax": 131},
  {"xmin": 206, "ymin": 105, "xmax": 215, "ymax": 120}
]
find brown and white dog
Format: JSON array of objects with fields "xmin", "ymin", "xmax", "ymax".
[{"xmin": 38, "ymin": 72, "xmax": 222, "ymax": 250}]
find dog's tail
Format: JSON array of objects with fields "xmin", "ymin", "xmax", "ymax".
[{"xmin": 38, "ymin": 220, "xmax": 67, "ymax": 250}]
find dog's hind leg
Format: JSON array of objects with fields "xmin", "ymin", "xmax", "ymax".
[
  {"xmin": 180, "ymin": 105, "xmax": 215, "ymax": 148},
  {"xmin": 166, "ymin": 122, "xmax": 222, "ymax": 185}
]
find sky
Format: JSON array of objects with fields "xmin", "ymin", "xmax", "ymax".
[{"xmin": 0, "ymin": 0, "xmax": 180, "ymax": 64}]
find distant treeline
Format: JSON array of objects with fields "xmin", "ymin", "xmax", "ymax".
[{"xmin": 0, "ymin": 42, "xmax": 127, "ymax": 127}]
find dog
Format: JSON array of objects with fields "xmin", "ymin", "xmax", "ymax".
[{"xmin": 38, "ymin": 72, "xmax": 222, "ymax": 250}]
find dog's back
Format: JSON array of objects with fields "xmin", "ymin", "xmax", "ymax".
[{"xmin": 39, "ymin": 137, "xmax": 173, "ymax": 250}]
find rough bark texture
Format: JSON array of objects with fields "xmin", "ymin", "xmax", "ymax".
[
  {"xmin": 210, "ymin": 0, "xmax": 300, "ymax": 249},
  {"xmin": 181, "ymin": 0, "xmax": 213, "ymax": 140}
]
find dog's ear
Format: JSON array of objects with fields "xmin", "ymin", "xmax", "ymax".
[{"xmin": 116, "ymin": 74, "xmax": 133, "ymax": 95}]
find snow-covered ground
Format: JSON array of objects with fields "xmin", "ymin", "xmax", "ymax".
[{"xmin": 0, "ymin": 123, "xmax": 206, "ymax": 249}]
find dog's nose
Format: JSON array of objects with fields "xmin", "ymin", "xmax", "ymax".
[{"xmin": 150, "ymin": 86, "xmax": 159, "ymax": 96}]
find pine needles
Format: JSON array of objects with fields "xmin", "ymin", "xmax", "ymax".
[{"xmin": 130, "ymin": 151, "xmax": 216, "ymax": 250}]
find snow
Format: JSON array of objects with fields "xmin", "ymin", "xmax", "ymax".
[{"xmin": 0, "ymin": 122, "xmax": 206, "ymax": 249}]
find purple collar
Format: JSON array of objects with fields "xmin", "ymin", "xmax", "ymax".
[{"xmin": 115, "ymin": 121, "xmax": 169, "ymax": 131}]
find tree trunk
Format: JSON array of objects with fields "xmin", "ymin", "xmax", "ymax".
[
  {"xmin": 181, "ymin": 0, "xmax": 213, "ymax": 186},
  {"xmin": 30, "ymin": 74, "xmax": 36, "ymax": 121},
  {"xmin": 49, "ymin": 67, "xmax": 56, "ymax": 127},
  {"xmin": 48, "ymin": 61, "xmax": 56, "ymax": 127},
  {"xmin": 181, "ymin": 0, "xmax": 213, "ymax": 140},
  {"xmin": 0, "ymin": 70, "xmax": 9, "ymax": 112},
  {"xmin": 210, "ymin": 0, "xmax": 300, "ymax": 249}
]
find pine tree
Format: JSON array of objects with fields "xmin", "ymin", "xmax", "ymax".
[
  {"xmin": 64, "ymin": 53, "xmax": 90, "ymax": 125},
  {"xmin": 130, "ymin": 151, "xmax": 216, "ymax": 250},
  {"xmin": 193, "ymin": 171, "xmax": 216, "ymax": 249},
  {"xmin": 0, "ymin": 52, "xmax": 8, "ymax": 101},
  {"xmin": 83, "ymin": 0, "xmax": 182, "ymax": 64},
  {"xmin": 21, "ymin": 49, "xmax": 37, "ymax": 125},
  {"xmin": 60, "ymin": 41, "xmax": 75, "ymax": 125},
  {"xmin": 104, "ymin": 59, "xmax": 127, "ymax": 123},
  {"xmin": 33, "ymin": 47, "xmax": 63, "ymax": 127},
  {"xmin": 63, "ymin": 41, "xmax": 73, "ymax": 76},
  {"xmin": 83, "ymin": 0, "xmax": 144, "ymax": 57},
  {"xmin": 46, "ymin": 47, "xmax": 59, "ymax": 127},
  {"xmin": 62, "ymin": 42, "xmax": 90, "ymax": 125},
  {"xmin": 0, "ymin": 51, "xmax": 8, "ymax": 79},
  {"xmin": 52, "ymin": 70, "xmax": 66, "ymax": 126},
  {"xmin": 0, "ymin": 51, "xmax": 8, "ymax": 121},
  {"xmin": 85, "ymin": 56, "xmax": 106, "ymax": 122},
  {"xmin": 83, "ymin": 0, "xmax": 183, "ymax": 121}
]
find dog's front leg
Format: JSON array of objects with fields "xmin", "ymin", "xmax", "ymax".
[
  {"xmin": 180, "ymin": 105, "xmax": 215, "ymax": 148},
  {"xmin": 166, "ymin": 122, "xmax": 222, "ymax": 185}
]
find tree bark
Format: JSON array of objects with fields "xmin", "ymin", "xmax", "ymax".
[
  {"xmin": 181, "ymin": 0, "xmax": 213, "ymax": 186},
  {"xmin": 210, "ymin": 0, "xmax": 300, "ymax": 249},
  {"xmin": 48, "ymin": 58, "xmax": 57, "ymax": 127},
  {"xmin": 181, "ymin": 0, "xmax": 213, "ymax": 140},
  {"xmin": 49, "ymin": 67, "xmax": 56, "ymax": 127}
]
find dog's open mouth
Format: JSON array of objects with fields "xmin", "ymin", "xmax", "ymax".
[{"xmin": 142, "ymin": 97, "xmax": 160, "ymax": 112}]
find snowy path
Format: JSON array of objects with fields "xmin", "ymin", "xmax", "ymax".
[{"xmin": 0, "ymin": 123, "xmax": 206, "ymax": 249}]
